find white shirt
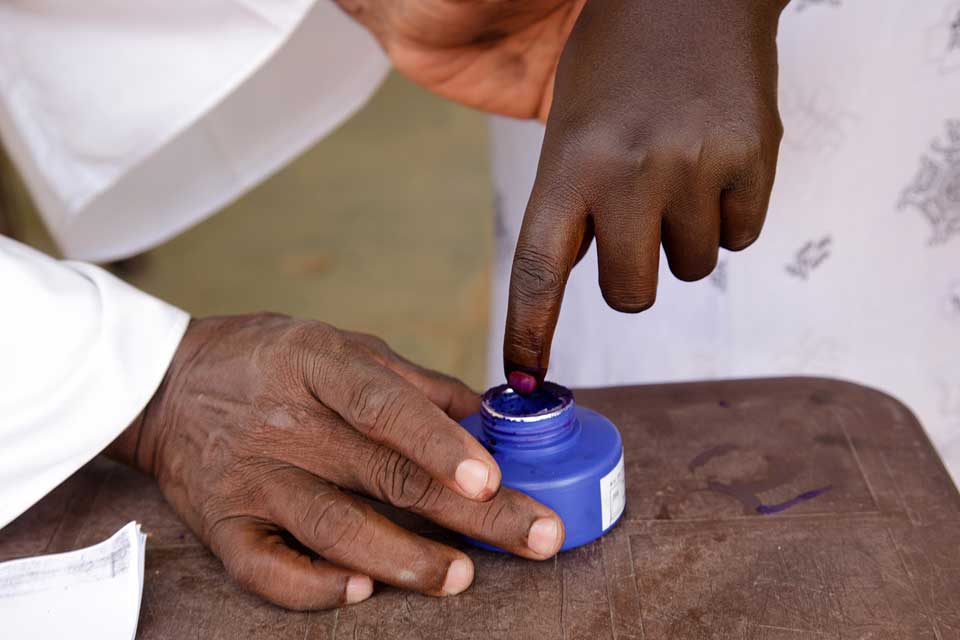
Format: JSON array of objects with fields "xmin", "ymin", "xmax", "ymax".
[{"xmin": 0, "ymin": 1, "xmax": 389, "ymax": 528}]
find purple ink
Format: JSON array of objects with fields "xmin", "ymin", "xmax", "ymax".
[
  {"xmin": 756, "ymin": 486, "xmax": 833, "ymax": 515},
  {"xmin": 487, "ymin": 383, "xmax": 569, "ymax": 417},
  {"xmin": 507, "ymin": 371, "xmax": 538, "ymax": 395},
  {"xmin": 690, "ymin": 444, "xmax": 828, "ymax": 515}
]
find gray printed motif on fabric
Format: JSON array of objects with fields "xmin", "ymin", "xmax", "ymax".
[
  {"xmin": 795, "ymin": 0, "xmax": 841, "ymax": 11},
  {"xmin": 779, "ymin": 84, "xmax": 859, "ymax": 158},
  {"xmin": 785, "ymin": 236, "xmax": 832, "ymax": 280},
  {"xmin": 952, "ymin": 11, "xmax": 960, "ymax": 50},
  {"xmin": 928, "ymin": 2, "xmax": 960, "ymax": 73},
  {"xmin": 899, "ymin": 120, "xmax": 960, "ymax": 245},
  {"xmin": 947, "ymin": 281, "xmax": 960, "ymax": 319}
]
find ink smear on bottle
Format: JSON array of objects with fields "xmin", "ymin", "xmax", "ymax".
[{"xmin": 460, "ymin": 382, "xmax": 626, "ymax": 552}]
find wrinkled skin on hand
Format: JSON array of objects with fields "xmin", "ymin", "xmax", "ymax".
[
  {"xmin": 336, "ymin": 0, "xmax": 788, "ymax": 392},
  {"xmin": 108, "ymin": 314, "xmax": 563, "ymax": 610}
]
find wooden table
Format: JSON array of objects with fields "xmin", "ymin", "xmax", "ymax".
[{"xmin": 3, "ymin": 378, "xmax": 959, "ymax": 639}]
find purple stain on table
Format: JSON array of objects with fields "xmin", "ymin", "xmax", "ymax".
[
  {"xmin": 756, "ymin": 486, "xmax": 833, "ymax": 515},
  {"xmin": 690, "ymin": 443, "xmax": 831, "ymax": 515}
]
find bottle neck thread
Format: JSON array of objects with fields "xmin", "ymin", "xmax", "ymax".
[{"xmin": 480, "ymin": 383, "xmax": 579, "ymax": 452}]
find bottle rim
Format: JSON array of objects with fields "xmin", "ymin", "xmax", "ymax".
[{"xmin": 480, "ymin": 382, "xmax": 574, "ymax": 424}]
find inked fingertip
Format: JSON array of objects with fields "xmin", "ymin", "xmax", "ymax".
[{"xmin": 507, "ymin": 371, "xmax": 539, "ymax": 395}]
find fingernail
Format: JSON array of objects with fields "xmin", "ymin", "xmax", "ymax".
[
  {"xmin": 345, "ymin": 575, "xmax": 373, "ymax": 604},
  {"xmin": 455, "ymin": 459, "xmax": 491, "ymax": 498},
  {"xmin": 508, "ymin": 371, "xmax": 538, "ymax": 395},
  {"xmin": 527, "ymin": 518, "xmax": 561, "ymax": 557},
  {"xmin": 442, "ymin": 558, "xmax": 474, "ymax": 596}
]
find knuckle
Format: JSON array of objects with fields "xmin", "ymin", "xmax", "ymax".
[
  {"xmin": 736, "ymin": 122, "xmax": 781, "ymax": 173},
  {"xmin": 726, "ymin": 138, "xmax": 765, "ymax": 175},
  {"xmin": 479, "ymin": 500, "xmax": 512, "ymax": 536},
  {"xmin": 248, "ymin": 311, "xmax": 292, "ymax": 327},
  {"xmin": 712, "ymin": 124, "xmax": 766, "ymax": 169},
  {"xmin": 365, "ymin": 334, "xmax": 390, "ymax": 356},
  {"xmin": 348, "ymin": 379, "xmax": 408, "ymax": 440},
  {"xmin": 369, "ymin": 448, "xmax": 442, "ymax": 511},
  {"xmin": 315, "ymin": 324, "xmax": 349, "ymax": 357},
  {"xmin": 283, "ymin": 321, "xmax": 344, "ymax": 378},
  {"xmin": 350, "ymin": 331, "xmax": 391, "ymax": 357},
  {"xmin": 475, "ymin": 498, "xmax": 529, "ymax": 547},
  {"xmin": 287, "ymin": 319, "xmax": 339, "ymax": 348},
  {"xmin": 656, "ymin": 141, "xmax": 704, "ymax": 177},
  {"xmin": 753, "ymin": 98, "xmax": 784, "ymax": 144},
  {"xmin": 510, "ymin": 247, "xmax": 567, "ymax": 303},
  {"xmin": 299, "ymin": 491, "xmax": 367, "ymax": 554},
  {"xmin": 550, "ymin": 112, "xmax": 620, "ymax": 163}
]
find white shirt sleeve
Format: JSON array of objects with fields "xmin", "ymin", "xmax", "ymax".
[
  {"xmin": 0, "ymin": 237, "xmax": 189, "ymax": 528},
  {"xmin": 0, "ymin": 0, "xmax": 390, "ymax": 262},
  {"xmin": 0, "ymin": 1, "xmax": 389, "ymax": 526}
]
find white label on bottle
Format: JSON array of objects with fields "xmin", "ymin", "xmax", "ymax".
[{"xmin": 600, "ymin": 452, "xmax": 626, "ymax": 530}]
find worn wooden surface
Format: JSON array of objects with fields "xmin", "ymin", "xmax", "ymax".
[{"xmin": 3, "ymin": 377, "xmax": 959, "ymax": 639}]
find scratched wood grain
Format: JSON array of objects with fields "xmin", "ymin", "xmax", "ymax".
[{"xmin": 2, "ymin": 378, "xmax": 959, "ymax": 639}]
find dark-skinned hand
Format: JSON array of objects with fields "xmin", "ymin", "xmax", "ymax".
[
  {"xmin": 335, "ymin": 0, "xmax": 788, "ymax": 392},
  {"xmin": 107, "ymin": 314, "xmax": 564, "ymax": 610}
]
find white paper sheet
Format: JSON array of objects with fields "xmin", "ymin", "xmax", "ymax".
[{"xmin": 0, "ymin": 521, "xmax": 147, "ymax": 640}]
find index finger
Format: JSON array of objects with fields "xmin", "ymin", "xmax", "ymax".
[
  {"xmin": 503, "ymin": 185, "xmax": 587, "ymax": 393},
  {"xmin": 305, "ymin": 345, "xmax": 501, "ymax": 502}
]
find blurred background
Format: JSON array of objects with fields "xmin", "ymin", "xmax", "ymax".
[{"xmin": 0, "ymin": 72, "xmax": 494, "ymax": 390}]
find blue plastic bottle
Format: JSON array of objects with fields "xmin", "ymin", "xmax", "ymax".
[{"xmin": 460, "ymin": 382, "xmax": 626, "ymax": 552}]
